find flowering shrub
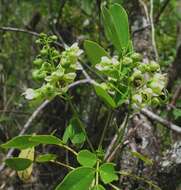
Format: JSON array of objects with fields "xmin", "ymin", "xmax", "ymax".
[{"xmin": 1, "ymin": 3, "xmax": 166, "ymax": 190}]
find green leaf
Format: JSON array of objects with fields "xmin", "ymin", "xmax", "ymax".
[
  {"xmin": 63, "ymin": 124, "xmax": 73, "ymax": 144},
  {"xmin": 5, "ymin": 158, "xmax": 32, "ymax": 171},
  {"xmin": 99, "ymin": 163, "xmax": 118, "ymax": 184},
  {"xmin": 63, "ymin": 117, "xmax": 86, "ymax": 145},
  {"xmin": 55, "ymin": 167, "xmax": 95, "ymax": 190},
  {"xmin": 92, "ymin": 185, "xmax": 105, "ymax": 190},
  {"xmin": 102, "ymin": 6, "xmax": 122, "ymax": 54},
  {"xmin": 36, "ymin": 153, "xmax": 57, "ymax": 163},
  {"xmin": 84, "ymin": 40, "xmax": 108, "ymax": 66},
  {"xmin": 77, "ymin": 150, "xmax": 97, "ymax": 167},
  {"xmin": 101, "ymin": 3, "xmax": 130, "ymax": 54},
  {"xmin": 94, "ymin": 83, "xmax": 116, "ymax": 108},
  {"xmin": 131, "ymin": 151, "xmax": 153, "ymax": 166},
  {"xmin": 0, "ymin": 135, "xmax": 39, "ymax": 150},
  {"xmin": 30, "ymin": 135, "xmax": 63, "ymax": 145},
  {"xmin": 109, "ymin": 3, "xmax": 129, "ymax": 50}
]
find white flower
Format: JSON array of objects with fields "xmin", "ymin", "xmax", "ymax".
[
  {"xmin": 112, "ymin": 57, "xmax": 119, "ymax": 65},
  {"xmin": 101, "ymin": 56, "xmax": 111, "ymax": 63},
  {"xmin": 67, "ymin": 42, "xmax": 83, "ymax": 56},
  {"xmin": 132, "ymin": 94, "xmax": 142, "ymax": 104},
  {"xmin": 23, "ymin": 88, "xmax": 36, "ymax": 100}
]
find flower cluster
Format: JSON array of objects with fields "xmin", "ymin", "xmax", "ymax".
[
  {"xmin": 23, "ymin": 34, "xmax": 82, "ymax": 101},
  {"xmin": 95, "ymin": 52, "xmax": 168, "ymax": 109}
]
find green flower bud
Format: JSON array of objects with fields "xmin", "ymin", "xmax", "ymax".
[
  {"xmin": 40, "ymin": 83, "xmax": 55, "ymax": 97},
  {"xmin": 148, "ymin": 61, "xmax": 160, "ymax": 72},
  {"xmin": 39, "ymin": 33, "xmax": 47, "ymax": 38},
  {"xmin": 138, "ymin": 64, "xmax": 148, "ymax": 73},
  {"xmin": 35, "ymin": 39, "xmax": 41, "ymax": 44},
  {"xmin": 41, "ymin": 62, "xmax": 51, "ymax": 72},
  {"xmin": 52, "ymin": 49, "xmax": 59, "ymax": 56},
  {"xmin": 33, "ymin": 58, "xmax": 43, "ymax": 66},
  {"xmin": 131, "ymin": 53, "xmax": 142, "ymax": 62},
  {"xmin": 63, "ymin": 72, "xmax": 76, "ymax": 83},
  {"xmin": 50, "ymin": 35, "xmax": 58, "ymax": 41},
  {"xmin": 40, "ymin": 48, "xmax": 48, "ymax": 56},
  {"xmin": 122, "ymin": 57, "xmax": 133, "ymax": 65},
  {"xmin": 32, "ymin": 69, "xmax": 46, "ymax": 80}
]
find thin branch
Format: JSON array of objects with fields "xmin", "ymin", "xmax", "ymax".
[
  {"xmin": 105, "ymin": 115, "xmax": 128, "ymax": 159},
  {"xmin": 141, "ymin": 108, "xmax": 181, "ymax": 133},
  {"xmin": 50, "ymin": 160, "xmax": 74, "ymax": 170},
  {"xmin": 150, "ymin": 0, "xmax": 159, "ymax": 61},
  {"xmin": 0, "ymin": 26, "xmax": 63, "ymax": 48},
  {"xmin": 139, "ymin": 0, "xmax": 150, "ymax": 23},
  {"xmin": 106, "ymin": 140, "xmax": 129, "ymax": 162},
  {"xmin": 0, "ymin": 26, "xmax": 39, "ymax": 36},
  {"xmin": 68, "ymin": 79, "xmax": 93, "ymax": 89}
]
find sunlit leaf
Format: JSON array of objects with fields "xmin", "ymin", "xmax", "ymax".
[
  {"xmin": 84, "ymin": 40, "xmax": 108, "ymax": 66},
  {"xmin": 77, "ymin": 150, "xmax": 97, "ymax": 167},
  {"xmin": 55, "ymin": 167, "xmax": 95, "ymax": 190},
  {"xmin": 30, "ymin": 135, "xmax": 63, "ymax": 145},
  {"xmin": 0, "ymin": 135, "xmax": 39, "ymax": 150},
  {"xmin": 99, "ymin": 163, "xmax": 118, "ymax": 184},
  {"xmin": 94, "ymin": 83, "xmax": 116, "ymax": 108}
]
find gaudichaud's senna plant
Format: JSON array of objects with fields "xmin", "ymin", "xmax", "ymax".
[{"xmin": 1, "ymin": 3, "xmax": 167, "ymax": 190}]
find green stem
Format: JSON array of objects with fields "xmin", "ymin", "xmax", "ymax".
[
  {"xmin": 66, "ymin": 95, "xmax": 95, "ymax": 152},
  {"xmin": 60, "ymin": 144, "xmax": 78, "ymax": 156},
  {"xmin": 50, "ymin": 160, "xmax": 74, "ymax": 170},
  {"xmin": 95, "ymin": 161, "xmax": 99, "ymax": 186},
  {"xmin": 98, "ymin": 111, "xmax": 112, "ymax": 149},
  {"xmin": 109, "ymin": 183, "xmax": 122, "ymax": 190}
]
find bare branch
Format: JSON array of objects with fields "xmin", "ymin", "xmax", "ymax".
[
  {"xmin": 0, "ymin": 26, "xmax": 63, "ymax": 48},
  {"xmin": 141, "ymin": 108, "xmax": 181, "ymax": 133},
  {"xmin": 149, "ymin": 0, "xmax": 159, "ymax": 61}
]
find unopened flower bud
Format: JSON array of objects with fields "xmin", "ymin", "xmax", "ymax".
[
  {"xmin": 50, "ymin": 35, "xmax": 58, "ymax": 41},
  {"xmin": 40, "ymin": 48, "xmax": 48, "ymax": 56},
  {"xmin": 131, "ymin": 53, "xmax": 142, "ymax": 62},
  {"xmin": 122, "ymin": 57, "xmax": 133, "ymax": 65},
  {"xmin": 33, "ymin": 58, "xmax": 43, "ymax": 66},
  {"xmin": 148, "ymin": 61, "xmax": 160, "ymax": 72}
]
